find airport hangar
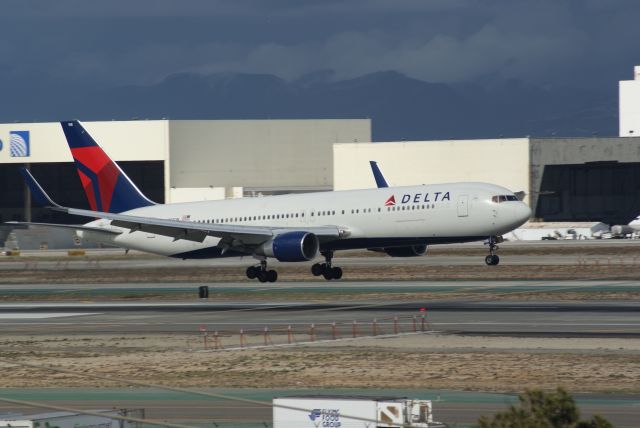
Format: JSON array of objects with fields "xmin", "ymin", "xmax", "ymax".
[{"xmin": 0, "ymin": 119, "xmax": 372, "ymax": 226}]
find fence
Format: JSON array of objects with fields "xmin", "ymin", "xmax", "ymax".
[{"xmin": 196, "ymin": 314, "xmax": 430, "ymax": 350}]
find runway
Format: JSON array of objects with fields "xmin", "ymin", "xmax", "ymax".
[{"xmin": 1, "ymin": 283, "xmax": 638, "ymax": 337}]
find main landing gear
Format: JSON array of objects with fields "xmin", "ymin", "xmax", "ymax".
[
  {"xmin": 246, "ymin": 260, "xmax": 278, "ymax": 283},
  {"xmin": 484, "ymin": 236, "xmax": 500, "ymax": 266},
  {"xmin": 311, "ymin": 250, "xmax": 343, "ymax": 280}
]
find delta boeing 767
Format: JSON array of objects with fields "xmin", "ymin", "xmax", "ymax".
[{"xmin": 11, "ymin": 121, "xmax": 531, "ymax": 282}]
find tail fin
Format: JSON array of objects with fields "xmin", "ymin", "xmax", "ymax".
[
  {"xmin": 60, "ymin": 121, "xmax": 155, "ymax": 213},
  {"xmin": 369, "ymin": 161, "xmax": 389, "ymax": 188}
]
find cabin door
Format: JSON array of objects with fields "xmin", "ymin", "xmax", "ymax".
[{"xmin": 457, "ymin": 195, "xmax": 469, "ymax": 217}]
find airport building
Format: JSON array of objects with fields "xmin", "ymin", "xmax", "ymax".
[
  {"xmin": 619, "ymin": 65, "xmax": 640, "ymax": 137},
  {"xmin": 0, "ymin": 119, "xmax": 371, "ymax": 225}
]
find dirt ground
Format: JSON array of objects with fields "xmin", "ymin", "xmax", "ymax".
[{"xmin": 1, "ymin": 333, "xmax": 638, "ymax": 393}]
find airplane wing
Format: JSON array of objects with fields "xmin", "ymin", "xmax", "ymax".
[
  {"xmin": 18, "ymin": 168, "xmax": 346, "ymax": 247},
  {"xmin": 61, "ymin": 207, "xmax": 343, "ymax": 245}
]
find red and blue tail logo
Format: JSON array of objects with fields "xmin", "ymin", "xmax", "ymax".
[{"xmin": 61, "ymin": 121, "xmax": 155, "ymax": 213}]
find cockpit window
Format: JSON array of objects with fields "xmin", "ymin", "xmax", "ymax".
[{"xmin": 492, "ymin": 194, "xmax": 518, "ymax": 203}]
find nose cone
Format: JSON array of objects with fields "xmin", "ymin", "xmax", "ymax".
[{"xmin": 514, "ymin": 202, "xmax": 531, "ymax": 227}]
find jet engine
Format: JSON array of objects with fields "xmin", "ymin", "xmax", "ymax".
[
  {"xmin": 381, "ymin": 244, "xmax": 428, "ymax": 257},
  {"xmin": 257, "ymin": 231, "xmax": 319, "ymax": 262}
]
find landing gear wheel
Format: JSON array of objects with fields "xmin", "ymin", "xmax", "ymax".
[
  {"xmin": 314, "ymin": 251, "xmax": 344, "ymax": 281},
  {"xmin": 246, "ymin": 266, "xmax": 258, "ymax": 279},
  {"xmin": 331, "ymin": 266, "xmax": 343, "ymax": 279},
  {"xmin": 484, "ymin": 236, "xmax": 501, "ymax": 266},
  {"xmin": 249, "ymin": 260, "xmax": 278, "ymax": 283},
  {"xmin": 257, "ymin": 270, "xmax": 268, "ymax": 283},
  {"xmin": 484, "ymin": 254, "xmax": 500, "ymax": 265},
  {"xmin": 311, "ymin": 263, "xmax": 323, "ymax": 276}
]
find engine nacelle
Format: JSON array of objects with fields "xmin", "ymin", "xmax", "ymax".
[
  {"xmin": 383, "ymin": 244, "xmax": 428, "ymax": 257},
  {"xmin": 257, "ymin": 231, "xmax": 319, "ymax": 262}
]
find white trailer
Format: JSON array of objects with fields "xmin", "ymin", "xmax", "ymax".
[
  {"xmin": 0, "ymin": 410, "xmax": 138, "ymax": 428},
  {"xmin": 273, "ymin": 396, "xmax": 445, "ymax": 428}
]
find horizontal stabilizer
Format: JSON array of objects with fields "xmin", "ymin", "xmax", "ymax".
[
  {"xmin": 5, "ymin": 221, "xmax": 122, "ymax": 235},
  {"xmin": 20, "ymin": 168, "xmax": 62, "ymax": 208}
]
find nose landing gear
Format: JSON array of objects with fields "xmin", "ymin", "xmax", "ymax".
[
  {"xmin": 311, "ymin": 250, "xmax": 343, "ymax": 280},
  {"xmin": 246, "ymin": 260, "xmax": 278, "ymax": 282},
  {"xmin": 484, "ymin": 236, "xmax": 501, "ymax": 266}
]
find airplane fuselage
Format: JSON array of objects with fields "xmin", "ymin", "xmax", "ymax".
[{"xmin": 80, "ymin": 182, "xmax": 531, "ymax": 259}]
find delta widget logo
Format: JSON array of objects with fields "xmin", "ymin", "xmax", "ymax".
[
  {"xmin": 384, "ymin": 191, "xmax": 451, "ymax": 206},
  {"xmin": 9, "ymin": 130, "xmax": 30, "ymax": 157}
]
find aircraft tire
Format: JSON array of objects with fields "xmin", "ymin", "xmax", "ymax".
[
  {"xmin": 257, "ymin": 271, "xmax": 268, "ymax": 283},
  {"xmin": 491, "ymin": 255, "xmax": 500, "ymax": 265},
  {"xmin": 485, "ymin": 255, "xmax": 494, "ymax": 265},
  {"xmin": 331, "ymin": 267, "xmax": 343, "ymax": 280},
  {"xmin": 246, "ymin": 266, "xmax": 257, "ymax": 279},
  {"xmin": 267, "ymin": 270, "xmax": 278, "ymax": 283},
  {"xmin": 322, "ymin": 270, "xmax": 333, "ymax": 280},
  {"xmin": 311, "ymin": 263, "xmax": 323, "ymax": 276}
]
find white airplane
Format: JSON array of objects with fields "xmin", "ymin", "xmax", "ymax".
[{"xmin": 12, "ymin": 121, "xmax": 531, "ymax": 282}]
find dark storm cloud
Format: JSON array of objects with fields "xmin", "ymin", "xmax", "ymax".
[{"xmin": 1, "ymin": 0, "xmax": 640, "ymax": 88}]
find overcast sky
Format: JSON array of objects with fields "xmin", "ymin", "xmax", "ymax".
[{"xmin": 1, "ymin": 0, "xmax": 639, "ymax": 90}]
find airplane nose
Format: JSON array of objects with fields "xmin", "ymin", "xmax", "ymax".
[{"xmin": 514, "ymin": 202, "xmax": 531, "ymax": 225}]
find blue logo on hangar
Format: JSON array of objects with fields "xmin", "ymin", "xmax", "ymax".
[
  {"xmin": 0, "ymin": 138, "xmax": 3, "ymax": 151},
  {"xmin": 10, "ymin": 131, "xmax": 30, "ymax": 157}
]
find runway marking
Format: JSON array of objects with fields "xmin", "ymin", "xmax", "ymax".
[{"xmin": 0, "ymin": 313, "xmax": 99, "ymax": 319}]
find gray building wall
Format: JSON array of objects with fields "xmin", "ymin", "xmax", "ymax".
[
  {"xmin": 529, "ymin": 136, "xmax": 640, "ymax": 220},
  {"xmin": 168, "ymin": 119, "xmax": 371, "ymax": 192}
]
